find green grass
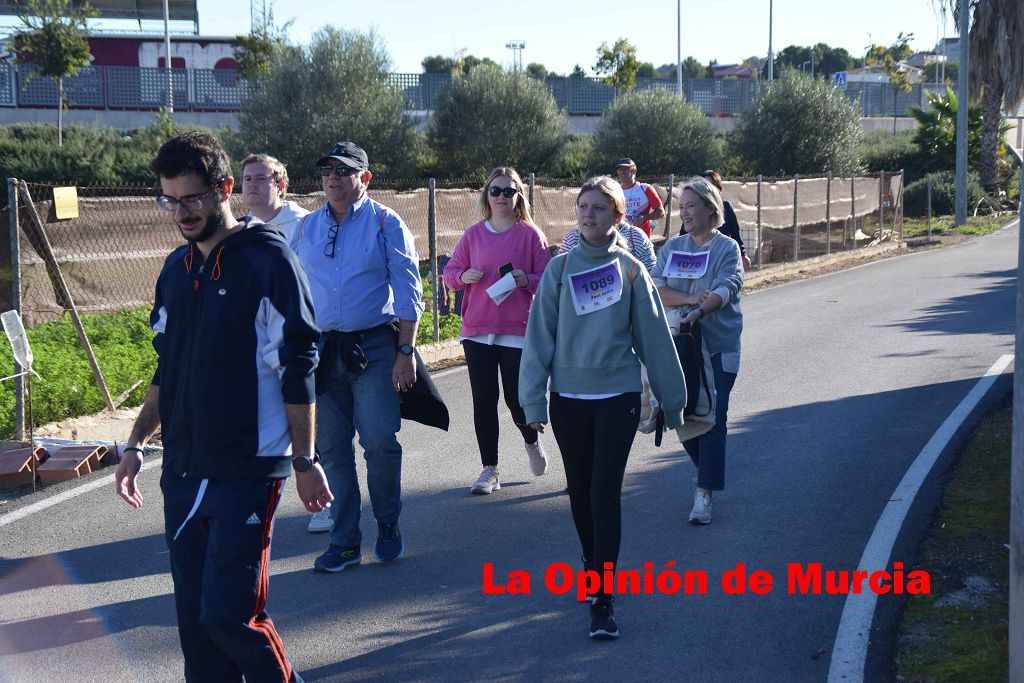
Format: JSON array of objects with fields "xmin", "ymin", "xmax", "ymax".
[
  {"xmin": 902, "ymin": 214, "xmax": 1011, "ymax": 239},
  {"xmin": 894, "ymin": 402, "xmax": 1010, "ymax": 681}
]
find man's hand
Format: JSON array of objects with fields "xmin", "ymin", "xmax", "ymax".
[
  {"xmin": 115, "ymin": 449, "xmax": 144, "ymax": 508},
  {"xmin": 393, "ymin": 352, "xmax": 417, "ymax": 392},
  {"xmin": 742, "ymin": 254, "xmax": 752, "ymax": 270},
  {"xmin": 511, "ymin": 269, "xmax": 528, "ymax": 288},
  {"xmin": 295, "ymin": 464, "xmax": 334, "ymax": 512}
]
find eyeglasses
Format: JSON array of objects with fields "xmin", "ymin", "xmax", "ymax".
[
  {"xmin": 156, "ymin": 187, "xmax": 218, "ymax": 213},
  {"xmin": 319, "ymin": 164, "xmax": 360, "ymax": 178},
  {"xmin": 488, "ymin": 186, "xmax": 518, "ymax": 198},
  {"xmin": 324, "ymin": 222, "xmax": 339, "ymax": 258}
]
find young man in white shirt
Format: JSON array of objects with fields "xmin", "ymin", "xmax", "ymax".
[{"xmin": 241, "ymin": 153, "xmax": 310, "ymax": 245}]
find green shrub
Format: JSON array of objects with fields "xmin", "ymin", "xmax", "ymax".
[
  {"xmin": 593, "ymin": 88, "xmax": 715, "ymax": 175},
  {"xmin": 859, "ymin": 130, "xmax": 927, "ymax": 181},
  {"xmin": 903, "ymin": 171, "xmax": 985, "ymax": 217},
  {"xmin": 731, "ymin": 71, "xmax": 861, "ymax": 176},
  {"xmin": 549, "ymin": 135, "xmax": 595, "ymax": 179}
]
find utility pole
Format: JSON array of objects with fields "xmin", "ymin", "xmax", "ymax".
[
  {"xmin": 954, "ymin": 0, "xmax": 968, "ymax": 225},
  {"xmin": 163, "ymin": 0, "xmax": 173, "ymax": 112},
  {"xmin": 767, "ymin": 0, "xmax": 773, "ymax": 82},
  {"xmin": 505, "ymin": 40, "xmax": 525, "ymax": 72},
  {"xmin": 676, "ymin": 0, "xmax": 682, "ymax": 95}
]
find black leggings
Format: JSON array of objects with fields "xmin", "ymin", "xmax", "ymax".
[
  {"xmin": 463, "ymin": 340, "xmax": 537, "ymax": 467},
  {"xmin": 550, "ymin": 392, "xmax": 640, "ymax": 586}
]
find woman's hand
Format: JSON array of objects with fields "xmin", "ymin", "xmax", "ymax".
[
  {"xmin": 682, "ymin": 308, "xmax": 702, "ymax": 327},
  {"xmin": 694, "ymin": 289, "xmax": 711, "ymax": 305},
  {"xmin": 511, "ymin": 269, "xmax": 528, "ymax": 288},
  {"xmin": 461, "ymin": 268, "xmax": 484, "ymax": 284}
]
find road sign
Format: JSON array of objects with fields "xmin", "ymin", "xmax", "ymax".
[{"xmin": 834, "ymin": 71, "xmax": 848, "ymax": 90}]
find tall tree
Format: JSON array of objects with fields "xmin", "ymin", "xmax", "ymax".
[
  {"xmin": 14, "ymin": 0, "xmax": 97, "ymax": 147},
  {"xmin": 526, "ymin": 62, "xmax": 549, "ymax": 79},
  {"xmin": 231, "ymin": 4, "xmax": 292, "ymax": 79},
  {"xmin": 637, "ymin": 62, "xmax": 657, "ymax": 79},
  {"xmin": 867, "ymin": 33, "xmax": 915, "ymax": 133},
  {"xmin": 594, "ymin": 38, "xmax": 640, "ymax": 90},
  {"xmin": 949, "ymin": 0, "xmax": 1024, "ymax": 192}
]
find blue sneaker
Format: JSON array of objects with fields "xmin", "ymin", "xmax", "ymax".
[
  {"xmin": 375, "ymin": 520, "xmax": 404, "ymax": 562},
  {"xmin": 314, "ymin": 544, "xmax": 361, "ymax": 573}
]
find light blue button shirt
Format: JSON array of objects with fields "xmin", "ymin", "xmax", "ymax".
[{"xmin": 291, "ymin": 194, "xmax": 423, "ymax": 333}]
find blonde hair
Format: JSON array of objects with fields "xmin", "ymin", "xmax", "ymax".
[
  {"xmin": 240, "ymin": 153, "xmax": 289, "ymax": 198},
  {"xmin": 576, "ymin": 176, "xmax": 628, "ymax": 249},
  {"xmin": 478, "ymin": 167, "xmax": 534, "ymax": 224},
  {"xmin": 680, "ymin": 176, "xmax": 725, "ymax": 229}
]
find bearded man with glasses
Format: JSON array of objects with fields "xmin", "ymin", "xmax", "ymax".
[{"xmin": 290, "ymin": 141, "xmax": 424, "ymax": 573}]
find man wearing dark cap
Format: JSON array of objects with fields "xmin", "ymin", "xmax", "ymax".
[
  {"xmin": 290, "ymin": 142, "xmax": 424, "ymax": 573},
  {"xmin": 615, "ymin": 157, "xmax": 664, "ymax": 238}
]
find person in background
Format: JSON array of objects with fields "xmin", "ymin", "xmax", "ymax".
[
  {"xmin": 615, "ymin": 157, "xmax": 664, "ymax": 238},
  {"xmin": 654, "ymin": 176, "xmax": 744, "ymax": 525},
  {"xmin": 520, "ymin": 176, "xmax": 686, "ymax": 641},
  {"xmin": 699, "ymin": 170, "xmax": 752, "ymax": 270},
  {"xmin": 241, "ymin": 153, "xmax": 310, "ymax": 246},
  {"xmin": 442, "ymin": 167, "xmax": 551, "ymax": 495}
]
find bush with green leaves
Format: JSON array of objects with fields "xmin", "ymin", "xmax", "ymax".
[
  {"xmin": 859, "ymin": 130, "xmax": 927, "ymax": 181},
  {"xmin": 593, "ymin": 88, "xmax": 715, "ymax": 175},
  {"xmin": 731, "ymin": 71, "xmax": 861, "ymax": 176},
  {"xmin": 237, "ymin": 27, "xmax": 420, "ymax": 180},
  {"xmin": 427, "ymin": 64, "xmax": 565, "ymax": 178},
  {"xmin": 903, "ymin": 171, "xmax": 985, "ymax": 217}
]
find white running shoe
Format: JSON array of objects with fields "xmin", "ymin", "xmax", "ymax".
[
  {"xmin": 307, "ymin": 507, "xmax": 334, "ymax": 533},
  {"xmin": 471, "ymin": 466, "xmax": 501, "ymax": 495},
  {"xmin": 525, "ymin": 441, "xmax": 548, "ymax": 476},
  {"xmin": 688, "ymin": 490, "xmax": 713, "ymax": 525}
]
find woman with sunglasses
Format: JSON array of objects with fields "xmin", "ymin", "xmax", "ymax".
[
  {"xmin": 442, "ymin": 168, "xmax": 552, "ymax": 495},
  {"xmin": 520, "ymin": 176, "xmax": 685, "ymax": 640}
]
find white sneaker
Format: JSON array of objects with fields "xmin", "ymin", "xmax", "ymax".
[
  {"xmin": 525, "ymin": 441, "xmax": 548, "ymax": 476},
  {"xmin": 688, "ymin": 490, "xmax": 713, "ymax": 525},
  {"xmin": 307, "ymin": 507, "xmax": 334, "ymax": 533},
  {"xmin": 471, "ymin": 466, "xmax": 501, "ymax": 495}
]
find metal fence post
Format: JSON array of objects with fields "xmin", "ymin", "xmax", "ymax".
[
  {"xmin": 665, "ymin": 173, "xmax": 674, "ymax": 237},
  {"xmin": 528, "ymin": 173, "xmax": 536, "ymax": 222},
  {"xmin": 927, "ymin": 175, "xmax": 932, "ymax": 239},
  {"xmin": 428, "ymin": 178, "xmax": 438, "ymax": 344},
  {"xmin": 792, "ymin": 174, "xmax": 799, "ymax": 261},
  {"xmin": 8, "ymin": 177, "xmax": 23, "ymax": 440},
  {"xmin": 849, "ymin": 175, "xmax": 856, "ymax": 251},
  {"xmin": 878, "ymin": 171, "xmax": 885, "ymax": 239},
  {"xmin": 756, "ymin": 174, "xmax": 763, "ymax": 268},
  {"xmin": 826, "ymin": 171, "xmax": 832, "ymax": 256}
]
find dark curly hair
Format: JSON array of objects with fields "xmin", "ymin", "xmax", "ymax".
[{"xmin": 151, "ymin": 131, "xmax": 231, "ymax": 188}]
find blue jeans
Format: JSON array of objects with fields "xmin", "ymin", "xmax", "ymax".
[
  {"xmin": 682, "ymin": 354, "xmax": 737, "ymax": 491},
  {"xmin": 316, "ymin": 328, "xmax": 403, "ymax": 549}
]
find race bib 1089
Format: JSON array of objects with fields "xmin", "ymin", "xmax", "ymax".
[
  {"xmin": 569, "ymin": 261, "xmax": 623, "ymax": 316},
  {"xmin": 663, "ymin": 250, "xmax": 710, "ymax": 279}
]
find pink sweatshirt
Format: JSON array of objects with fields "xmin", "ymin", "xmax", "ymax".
[{"xmin": 442, "ymin": 220, "xmax": 552, "ymax": 337}]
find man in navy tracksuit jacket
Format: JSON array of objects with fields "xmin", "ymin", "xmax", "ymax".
[{"xmin": 115, "ymin": 132, "xmax": 332, "ymax": 682}]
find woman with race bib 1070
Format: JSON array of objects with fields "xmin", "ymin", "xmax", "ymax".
[
  {"xmin": 519, "ymin": 176, "xmax": 686, "ymax": 641},
  {"xmin": 651, "ymin": 176, "xmax": 744, "ymax": 526}
]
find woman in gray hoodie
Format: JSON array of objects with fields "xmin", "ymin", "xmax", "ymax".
[{"xmin": 520, "ymin": 176, "xmax": 686, "ymax": 641}]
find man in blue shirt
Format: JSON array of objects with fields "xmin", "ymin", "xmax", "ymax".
[{"xmin": 291, "ymin": 141, "xmax": 424, "ymax": 572}]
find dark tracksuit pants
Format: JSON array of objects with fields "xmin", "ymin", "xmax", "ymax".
[
  {"xmin": 462, "ymin": 340, "xmax": 538, "ymax": 467},
  {"xmin": 161, "ymin": 472, "xmax": 302, "ymax": 683},
  {"xmin": 549, "ymin": 392, "xmax": 640, "ymax": 592}
]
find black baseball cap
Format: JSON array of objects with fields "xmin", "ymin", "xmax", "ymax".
[
  {"xmin": 615, "ymin": 157, "xmax": 636, "ymax": 169},
  {"xmin": 317, "ymin": 142, "xmax": 369, "ymax": 170}
]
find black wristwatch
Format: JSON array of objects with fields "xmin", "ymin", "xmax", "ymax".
[
  {"xmin": 398, "ymin": 343, "xmax": 414, "ymax": 356},
  {"xmin": 291, "ymin": 455, "xmax": 315, "ymax": 472}
]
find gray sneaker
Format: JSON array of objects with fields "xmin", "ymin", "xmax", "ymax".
[
  {"xmin": 525, "ymin": 441, "xmax": 548, "ymax": 476},
  {"xmin": 471, "ymin": 466, "xmax": 500, "ymax": 495},
  {"xmin": 307, "ymin": 508, "xmax": 334, "ymax": 533},
  {"xmin": 688, "ymin": 490, "xmax": 713, "ymax": 525}
]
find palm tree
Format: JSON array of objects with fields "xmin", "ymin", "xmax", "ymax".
[{"xmin": 943, "ymin": 0, "xmax": 1024, "ymax": 192}]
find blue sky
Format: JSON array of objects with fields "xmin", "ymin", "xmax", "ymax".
[{"xmin": 7, "ymin": 0, "xmax": 955, "ymax": 75}]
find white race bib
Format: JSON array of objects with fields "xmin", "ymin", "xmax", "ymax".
[
  {"xmin": 663, "ymin": 250, "xmax": 710, "ymax": 279},
  {"xmin": 569, "ymin": 261, "xmax": 623, "ymax": 316}
]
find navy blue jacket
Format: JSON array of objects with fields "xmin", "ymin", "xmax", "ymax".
[{"xmin": 151, "ymin": 218, "xmax": 320, "ymax": 479}]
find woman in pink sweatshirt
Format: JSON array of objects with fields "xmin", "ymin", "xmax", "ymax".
[{"xmin": 442, "ymin": 167, "xmax": 553, "ymax": 494}]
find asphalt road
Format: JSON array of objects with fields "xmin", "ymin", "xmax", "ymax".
[{"xmin": 0, "ymin": 223, "xmax": 1017, "ymax": 682}]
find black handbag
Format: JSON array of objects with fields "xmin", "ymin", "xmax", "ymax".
[{"xmin": 673, "ymin": 320, "xmax": 713, "ymax": 418}]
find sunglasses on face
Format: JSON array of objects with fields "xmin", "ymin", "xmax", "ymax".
[
  {"xmin": 319, "ymin": 164, "xmax": 360, "ymax": 178},
  {"xmin": 488, "ymin": 186, "xmax": 518, "ymax": 198},
  {"xmin": 156, "ymin": 187, "xmax": 218, "ymax": 213}
]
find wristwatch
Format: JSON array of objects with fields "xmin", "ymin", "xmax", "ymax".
[
  {"xmin": 291, "ymin": 455, "xmax": 315, "ymax": 472},
  {"xmin": 398, "ymin": 343, "xmax": 414, "ymax": 356}
]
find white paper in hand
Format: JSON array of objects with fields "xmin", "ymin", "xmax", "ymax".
[
  {"xmin": 486, "ymin": 272, "xmax": 517, "ymax": 306},
  {"xmin": 1, "ymin": 310, "xmax": 39, "ymax": 378}
]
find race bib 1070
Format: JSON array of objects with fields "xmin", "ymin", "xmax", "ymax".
[
  {"xmin": 569, "ymin": 261, "xmax": 623, "ymax": 316},
  {"xmin": 663, "ymin": 250, "xmax": 710, "ymax": 279}
]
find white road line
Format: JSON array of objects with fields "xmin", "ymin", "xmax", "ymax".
[
  {"xmin": 0, "ymin": 458, "xmax": 161, "ymax": 529},
  {"xmin": 827, "ymin": 354, "xmax": 1014, "ymax": 682}
]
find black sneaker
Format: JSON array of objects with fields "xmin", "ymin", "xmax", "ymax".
[
  {"xmin": 375, "ymin": 520, "xmax": 404, "ymax": 562},
  {"xmin": 313, "ymin": 544, "xmax": 361, "ymax": 573},
  {"xmin": 589, "ymin": 596, "xmax": 619, "ymax": 640}
]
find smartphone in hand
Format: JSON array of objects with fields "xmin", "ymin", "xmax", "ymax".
[{"xmin": 499, "ymin": 262, "xmax": 514, "ymax": 277}]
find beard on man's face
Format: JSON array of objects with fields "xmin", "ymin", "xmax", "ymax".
[{"xmin": 176, "ymin": 208, "xmax": 224, "ymax": 244}]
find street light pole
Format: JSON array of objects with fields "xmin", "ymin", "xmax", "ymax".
[
  {"xmin": 954, "ymin": 0, "xmax": 968, "ymax": 225},
  {"xmin": 767, "ymin": 0, "xmax": 773, "ymax": 82},
  {"xmin": 676, "ymin": 0, "xmax": 682, "ymax": 95}
]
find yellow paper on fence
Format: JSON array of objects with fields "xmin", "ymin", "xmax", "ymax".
[{"xmin": 52, "ymin": 186, "xmax": 80, "ymax": 220}]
